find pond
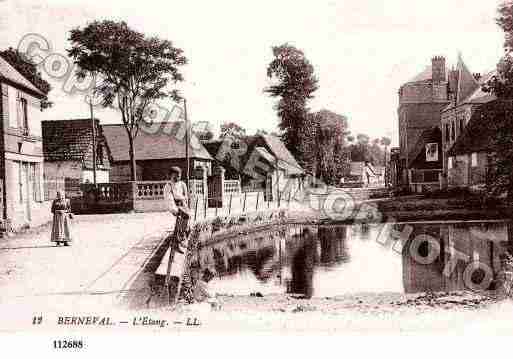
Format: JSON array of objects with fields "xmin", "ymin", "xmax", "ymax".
[{"xmin": 192, "ymin": 220, "xmax": 512, "ymax": 298}]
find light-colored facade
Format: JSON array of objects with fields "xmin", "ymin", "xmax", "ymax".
[{"xmin": 0, "ymin": 57, "xmax": 53, "ymax": 231}]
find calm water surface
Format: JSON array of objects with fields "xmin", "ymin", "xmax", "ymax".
[{"xmin": 194, "ymin": 220, "xmax": 511, "ymax": 297}]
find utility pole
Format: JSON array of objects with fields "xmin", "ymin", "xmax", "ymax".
[
  {"xmin": 184, "ymin": 98, "xmax": 190, "ymax": 207},
  {"xmin": 90, "ymin": 100, "xmax": 97, "ymax": 186}
]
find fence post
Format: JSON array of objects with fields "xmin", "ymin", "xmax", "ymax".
[
  {"xmin": 194, "ymin": 197, "xmax": 199, "ymax": 221},
  {"xmin": 243, "ymin": 192, "xmax": 247, "ymax": 213},
  {"xmin": 255, "ymin": 191, "xmax": 260, "ymax": 211}
]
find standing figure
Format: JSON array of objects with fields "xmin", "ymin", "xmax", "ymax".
[
  {"xmin": 167, "ymin": 166, "xmax": 191, "ymax": 254},
  {"xmin": 169, "ymin": 166, "xmax": 189, "ymax": 207},
  {"xmin": 364, "ymin": 161, "xmax": 376, "ymax": 187},
  {"xmin": 50, "ymin": 191, "xmax": 73, "ymax": 246}
]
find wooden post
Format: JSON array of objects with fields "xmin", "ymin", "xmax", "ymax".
[
  {"xmin": 228, "ymin": 194, "xmax": 233, "ymax": 215},
  {"xmin": 204, "ymin": 194, "xmax": 207, "ymax": 219},
  {"xmin": 256, "ymin": 191, "xmax": 260, "ymax": 211},
  {"xmin": 243, "ymin": 192, "xmax": 247, "ymax": 213},
  {"xmin": 194, "ymin": 197, "xmax": 199, "ymax": 221}
]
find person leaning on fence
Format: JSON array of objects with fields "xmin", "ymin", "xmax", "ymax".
[
  {"xmin": 166, "ymin": 166, "xmax": 191, "ymax": 254},
  {"xmin": 168, "ymin": 166, "xmax": 188, "ymax": 206},
  {"xmin": 50, "ymin": 191, "xmax": 73, "ymax": 246}
]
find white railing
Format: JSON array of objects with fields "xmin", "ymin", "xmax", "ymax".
[
  {"xmin": 190, "ymin": 179, "xmax": 205, "ymax": 197},
  {"xmin": 224, "ymin": 180, "xmax": 241, "ymax": 195},
  {"xmin": 136, "ymin": 181, "xmax": 168, "ymax": 200}
]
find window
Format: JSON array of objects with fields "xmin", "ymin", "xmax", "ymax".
[
  {"xmin": 445, "ymin": 124, "xmax": 450, "ymax": 142},
  {"xmin": 425, "ymin": 143, "xmax": 438, "ymax": 162},
  {"xmin": 459, "ymin": 118, "xmax": 464, "ymax": 134},
  {"xmin": 8, "ymin": 87, "xmax": 18, "ymax": 128},
  {"xmin": 451, "ymin": 122, "xmax": 455, "ymax": 141},
  {"xmin": 20, "ymin": 98, "xmax": 29, "ymax": 134},
  {"xmin": 471, "ymin": 152, "xmax": 478, "ymax": 167},
  {"xmin": 448, "ymin": 157, "xmax": 453, "ymax": 169}
]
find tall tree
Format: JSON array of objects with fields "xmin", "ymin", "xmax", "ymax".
[
  {"xmin": 220, "ymin": 122, "xmax": 247, "ymax": 139},
  {"xmin": 0, "ymin": 47, "xmax": 52, "ymax": 107},
  {"xmin": 265, "ymin": 44, "xmax": 318, "ymax": 169},
  {"xmin": 68, "ymin": 20, "xmax": 186, "ymax": 181},
  {"xmin": 482, "ymin": 2, "xmax": 513, "ymax": 198},
  {"xmin": 310, "ymin": 110, "xmax": 350, "ymax": 184}
]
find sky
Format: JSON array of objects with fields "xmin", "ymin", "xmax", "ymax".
[{"xmin": 0, "ymin": 0, "xmax": 507, "ymax": 145}]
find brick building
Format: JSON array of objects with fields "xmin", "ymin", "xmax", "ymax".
[
  {"xmin": 0, "ymin": 56, "xmax": 52, "ymax": 231},
  {"xmin": 440, "ymin": 56, "xmax": 496, "ymax": 187},
  {"xmin": 446, "ymin": 99, "xmax": 511, "ymax": 189},
  {"xmin": 42, "ymin": 118, "xmax": 111, "ymax": 196},
  {"xmin": 396, "ymin": 56, "xmax": 451, "ymax": 189}
]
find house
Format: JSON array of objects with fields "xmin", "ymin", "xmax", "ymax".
[
  {"xmin": 42, "ymin": 118, "xmax": 112, "ymax": 196},
  {"xmin": 396, "ymin": 56, "xmax": 452, "ymax": 189},
  {"xmin": 395, "ymin": 54, "xmax": 495, "ymax": 192},
  {"xmin": 440, "ymin": 55, "xmax": 496, "ymax": 186},
  {"xmin": 446, "ymin": 99, "xmax": 510, "ymax": 189},
  {"xmin": 0, "ymin": 56, "xmax": 52, "ymax": 230},
  {"xmin": 406, "ymin": 127, "xmax": 443, "ymax": 193},
  {"xmin": 204, "ymin": 134, "xmax": 305, "ymax": 199},
  {"xmin": 102, "ymin": 122, "xmax": 213, "ymax": 182}
]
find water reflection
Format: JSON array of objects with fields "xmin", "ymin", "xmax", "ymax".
[{"xmin": 192, "ymin": 220, "xmax": 512, "ymax": 297}]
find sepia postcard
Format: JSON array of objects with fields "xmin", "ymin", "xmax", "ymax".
[{"xmin": 0, "ymin": 0, "xmax": 513, "ymax": 355}]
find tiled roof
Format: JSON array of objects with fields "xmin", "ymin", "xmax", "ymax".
[
  {"xmin": 259, "ymin": 134, "xmax": 303, "ymax": 172},
  {"xmin": 408, "ymin": 127, "xmax": 442, "ymax": 168},
  {"xmin": 0, "ymin": 56, "xmax": 45, "ymax": 97},
  {"xmin": 442, "ymin": 60, "xmax": 493, "ymax": 113},
  {"xmin": 42, "ymin": 119, "xmax": 102, "ymax": 162},
  {"xmin": 204, "ymin": 134, "xmax": 304, "ymax": 176},
  {"xmin": 455, "ymin": 55, "xmax": 480, "ymax": 106},
  {"xmin": 102, "ymin": 122, "xmax": 213, "ymax": 162},
  {"xmin": 447, "ymin": 99, "xmax": 511, "ymax": 156},
  {"xmin": 458, "ymin": 71, "xmax": 497, "ymax": 105}
]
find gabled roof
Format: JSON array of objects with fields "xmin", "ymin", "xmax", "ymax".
[
  {"xmin": 455, "ymin": 54, "xmax": 480, "ymax": 106},
  {"xmin": 442, "ymin": 56, "xmax": 493, "ymax": 112},
  {"xmin": 259, "ymin": 134, "xmax": 303, "ymax": 172},
  {"xmin": 447, "ymin": 99, "xmax": 513, "ymax": 156},
  {"xmin": 0, "ymin": 56, "xmax": 45, "ymax": 97},
  {"xmin": 458, "ymin": 70, "xmax": 497, "ymax": 105},
  {"xmin": 102, "ymin": 122, "xmax": 213, "ymax": 162},
  {"xmin": 408, "ymin": 127, "xmax": 442, "ymax": 168},
  {"xmin": 204, "ymin": 134, "xmax": 304, "ymax": 176},
  {"xmin": 42, "ymin": 119, "xmax": 105, "ymax": 162}
]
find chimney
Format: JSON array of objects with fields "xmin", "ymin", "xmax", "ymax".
[
  {"xmin": 432, "ymin": 56, "xmax": 446, "ymax": 83},
  {"xmin": 448, "ymin": 67, "xmax": 459, "ymax": 102}
]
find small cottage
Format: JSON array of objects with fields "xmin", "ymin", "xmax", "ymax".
[
  {"xmin": 102, "ymin": 122, "xmax": 213, "ymax": 182},
  {"xmin": 42, "ymin": 118, "xmax": 111, "ymax": 197}
]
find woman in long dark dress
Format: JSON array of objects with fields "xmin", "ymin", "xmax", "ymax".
[{"xmin": 51, "ymin": 191, "xmax": 73, "ymax": 246}]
